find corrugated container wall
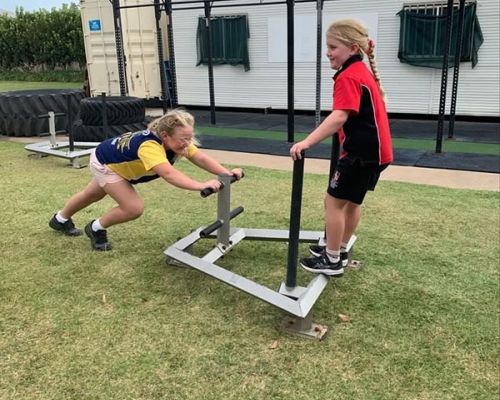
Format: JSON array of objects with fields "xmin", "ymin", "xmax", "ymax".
[
  {"xmin": 171, "ymin": 0, "xmax": 499, "ymax": 117},
  {"xmin": 80, "ymin": 0, "xmax": 168, "ymax": 99},
  {"xmin": 80, "ymin": 0, "xmax": 499, "ymax": 117}
]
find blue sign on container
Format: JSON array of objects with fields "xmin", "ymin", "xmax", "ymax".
[{"xmin": 89, "ymin": 19, "xmax": 101, "ymax": 32}]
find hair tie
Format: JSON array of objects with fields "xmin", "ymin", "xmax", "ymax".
[{"xmin": 368, "ymin": 39, "xmax": 375, "ymax": 51}]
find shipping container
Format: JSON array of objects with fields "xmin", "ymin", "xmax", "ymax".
[{"xmin": 80, "ymin": 0, "xmax": 500, "ymax": 117}]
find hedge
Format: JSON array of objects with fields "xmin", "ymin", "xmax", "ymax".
[{"xmin": 0, "ymin": 4, "xmax": 85, "ymax": 70}]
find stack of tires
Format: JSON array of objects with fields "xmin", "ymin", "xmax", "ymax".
[
  {"xmin": 72, "ymin": 96, "xmax": 149, "ymax": 142},
  {"xmin": 0, "ymin": 89, "xmax": 84, "ymax": 137}
]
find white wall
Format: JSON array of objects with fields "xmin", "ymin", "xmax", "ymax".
[{"xmin": 171, "ymin": 0, "xmax": 499, "ymax": 117}]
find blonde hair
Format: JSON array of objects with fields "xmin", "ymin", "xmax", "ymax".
[
  {"xmin": 148, "ymin": 108, "xmax": 195, "ymax": 136},
  {"xmin": 327, "ymin": 19, "xmax": 386, "ymax": 101}
]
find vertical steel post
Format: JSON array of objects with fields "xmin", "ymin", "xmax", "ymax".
[
  {"xmin": 204, "ymin": 0, "xmax": 216, "ymax": 125},
  {"xmin": 216, "ymin": 174, "xmax": 232, "ymax": 247},
  {"xmin": 314, "ymin": 0, "xmax": 324, "ymax": 128},
  {"xmin": 435, "ymin": 0, "xmax": 455, "ymax": 153},
  {"xmin": 66, "ymin": 94, "xmax": 75, "ymax": 152},
  {"xmin": 101, "ymin": 92, "xmax": 108, "ymax": 139},
  {"xmin": 286, "ymin": 156, "xmax": 304, "ymax": 289},
  {"xmin": 286, "ymin": 0, "xmax": 295, "ymax": 143},
  {"xmin": 165, "ymin": 0, "xmax": 178, "ymax": 108},
  {"xmin": 328, "ymin": 133, "xmax": 340, "ymax": 182},
  {"xmin": 448, "ymin": 0, "xmax": 466, "ymax": 139},
  {"xmin": 48, "ymin": 112, "xmax": 57, "ymax": 147},
  {"xmin": 112, "ymin": 0, "xmax": 127, "ymax": 96},
  {"xmin": 154, "ymin": 0, "xmax": 169, "ymax": 113}
]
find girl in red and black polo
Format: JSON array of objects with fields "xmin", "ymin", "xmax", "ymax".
[{"xmin": 290, "ymin": 19, "xmax": 393, "ymax": 276}]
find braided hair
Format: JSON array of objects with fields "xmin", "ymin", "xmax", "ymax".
[{"xmin": 327, "ymin": 19, "xmax": 387, "ymax": 102}]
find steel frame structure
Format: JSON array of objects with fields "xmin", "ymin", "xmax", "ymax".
[
  {"xmin": 24, "ymin": 112, "xmax": 98, "ymax": 169},
  {"xmin": 109, "ymin": 0, "xmax": 356, "ymax": 339},
  {"xmin": 164, "ymin": 173, "xmax": 356, "ymax": 339}
]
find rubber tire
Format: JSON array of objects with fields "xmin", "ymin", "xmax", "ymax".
[
  {"xmin": 0, "ymin": 89, "xmax": 84, "ymax": 137},
  {"xmin": 71, "ymin": 119, "xmax": 149, "ymax": 142},
  {"xmin": 79, "ymin": 96, "xmax": 145, "ymax": 126}
]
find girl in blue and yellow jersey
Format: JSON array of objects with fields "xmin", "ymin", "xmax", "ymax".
[{"xmin": 49, "ymin": 109, "xmax": 243, "ymax": 251}]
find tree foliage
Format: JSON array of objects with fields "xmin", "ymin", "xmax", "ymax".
[{"xmin": 0, "ymin": 4, "xmax": 85, "ymax": 70}]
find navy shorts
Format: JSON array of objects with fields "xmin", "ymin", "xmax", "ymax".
[{"xmin": 327, "ymin": 157, "xmax": 389, "ymax": 205}]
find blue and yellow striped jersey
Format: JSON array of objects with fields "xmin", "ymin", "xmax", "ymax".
[{"xmin": 95, "ymin": 129, "xmax": 199, "ymax": 184}]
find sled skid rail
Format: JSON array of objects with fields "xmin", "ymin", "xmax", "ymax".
[
  {"xmin": 25, "ymin": 111, "xmax": 98, "ymax": 168},
  {"xmin": 164, "ymin": 172, "xmax": 357, "ymax": 340},
  {"xmin": 165, "ymin": 233, "xmax": 329, "ymax": 318}
]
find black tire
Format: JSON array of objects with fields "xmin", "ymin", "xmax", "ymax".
[
  {"xmin": 79, "ymin": 96, "xmax": 145, "ymax": 126},
  {"xmin": 0, "ymin": 89, "xmax": 84, "ymax": 137},
  {"xmin": 71, "ymin": 119, "xmax": 148, "ymax": 142}
]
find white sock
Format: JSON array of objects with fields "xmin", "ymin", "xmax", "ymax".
[
  {"xmin": 325, "ymin": 249, "xmax": 340, "ymax": 263},
  {"xmin": 92, "ymin": 219, "xmax": 105, "ymax": 232},
  {"xmin": 55, "ymin": 212, "xmax": 68, "ymax": 223}
]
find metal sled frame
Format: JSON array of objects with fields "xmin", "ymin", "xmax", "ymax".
[
  {"xmin": 164, "ymin": 174, "xmax": 356, "ymax": 339},
  {"xmin": 25, "ymin": 112, "xmax": 98, "ymax": 168}
]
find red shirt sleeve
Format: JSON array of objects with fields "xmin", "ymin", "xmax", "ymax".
[{"xmin": 333, "ymin": 75, "xmax": 361, "ymax": 113}]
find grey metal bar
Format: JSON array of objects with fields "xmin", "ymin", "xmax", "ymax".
[
  {"xmin": 201, "ymin": 228, "xmax": 246, "ymax": 263},
  {"xmin": 199, "ymin": 206, "xmax": 244, "ymax": 238},
  {"xmin": 216, "ymin": 174, "xmax": 232, "ymax": 246},
  {"xmin": 238, "ymin": 228, "xmax": 324, "ymax": 242},
  {"xmin": 165, "ymin": 246, "xmax": 328, "ymax": 318}
]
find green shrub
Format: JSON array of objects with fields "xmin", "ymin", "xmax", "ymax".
[{"xmin": 0, "ymin": 4, "xmax": 85, "ymax": 71}]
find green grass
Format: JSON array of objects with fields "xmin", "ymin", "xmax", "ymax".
[
  {"xmin": 0, "ymin": 141, "xmax": 498, "ymax": 399},
  {"xmin": 0, "ymin": 81, "xmax": 82, "ymax": 92},
  {"xmin": 197, "ymin": 126, "xmax": 500, "ymax": 155},
  {"xmin": 0, "ymin": 69, "xmax": 84, "ymax": 83}
]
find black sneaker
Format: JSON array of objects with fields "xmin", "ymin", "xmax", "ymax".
[
  {"xmin": 309, "ymin": 245, "xmax": 349, "ymax": 267},
  {"xmin": 300, "ymin": 252, "xmax": 344, "ymax": 277},
  {"xmin": 84, "ymin": 221, "xmax": 112, "ymax": 251},
  {"xmin": 49, "ymin": 214, "xmax": 82, "ymax": 236}
]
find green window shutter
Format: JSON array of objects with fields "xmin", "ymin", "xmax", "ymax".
[
  {"xmin": 398, "ymin": 3, "xmax": 483, "ymax": 69},
  {"xmin": 196, "ymin": 17, "xmax": 209, "ymax": 66},
  {"xmin": 196, "ymin": 15, "xmax": 250, "ymax": 71}
]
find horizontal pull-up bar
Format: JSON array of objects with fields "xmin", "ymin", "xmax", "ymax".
[
  {"xmin": 113, "ymin": 0, "xmax": 332, "ymax": 12},
  {"xmin": 402, "ymin": 0, "xmax": 475, "ymax": 7}
]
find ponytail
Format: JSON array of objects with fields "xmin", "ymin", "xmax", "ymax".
[{"xmin": 327, "ymin": 19, "xmax": 387, "ymax": 102}]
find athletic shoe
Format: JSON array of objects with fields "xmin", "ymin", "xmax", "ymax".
[
  {"xmin": 300, "ymin": 252, "xmax": 344, "ymax": 277},
  {"xmin": 309, "ymin": 245, "xmax": 349, "ymax": 267},
  {"xmin": 84, "ymin": 221, "xmax": 112, "ymax": 251},
  {"xmin": 49, "ymin": 214, "xmax": 82, "ymax": 236}
]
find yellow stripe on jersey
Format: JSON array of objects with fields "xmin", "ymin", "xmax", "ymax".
[{"xmin": 106, "ymin": 141, "xmax": 199, "ymax": 181}]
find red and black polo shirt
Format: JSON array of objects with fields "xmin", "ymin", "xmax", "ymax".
[{"xmin": 333, "ymin": 55, "xmax": 393, "ymax": 165}]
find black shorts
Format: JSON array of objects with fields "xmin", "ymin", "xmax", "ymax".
[{"xmin": 327, "ymin": 158, "xmax": 389, "ymax": 205}]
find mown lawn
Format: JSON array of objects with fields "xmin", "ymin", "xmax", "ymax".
[
  {"xmin": 0, "ymin": 141, "xmax": 498, "ymax": 400},
  {"xmin": 0, "ymin": 81, "xmax": 82, "ymax": 92}
]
